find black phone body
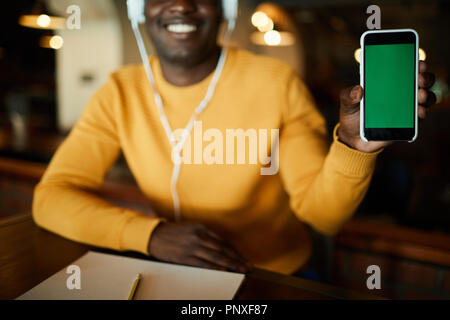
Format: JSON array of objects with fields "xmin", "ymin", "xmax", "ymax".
[{"xmin": 360, "ymin": 29, "xmax": 419, "ymax": 142}]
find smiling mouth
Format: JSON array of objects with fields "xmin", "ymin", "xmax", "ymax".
[{"xmin": 165, "ymin": 23, "xmax": 198, "ymax": 33}]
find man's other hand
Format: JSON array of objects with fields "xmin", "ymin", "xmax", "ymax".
[{"xmin": 148, "ymin": 222, "xmax": 252, "ymax": 273}]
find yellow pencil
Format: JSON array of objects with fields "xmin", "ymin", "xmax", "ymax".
[{"xmin": 127, "ymin": 273, "xmax": 141, "ymax": 300}]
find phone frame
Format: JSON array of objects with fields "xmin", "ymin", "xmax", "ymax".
[{"xmin": 360, "ymin": 29, "xmax": 419, "ymax": 142}]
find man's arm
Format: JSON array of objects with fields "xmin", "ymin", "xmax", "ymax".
[
  {"xmin": 32, "ymin": 76, "xmax": 163, "ymax": 254},
  {"xmin": 279, "ymin": 72, "xmax": 380, "ymax": 235},
  {"xmin": 280, "ymin": 61, "xmax": 435, "ymax": 235}
]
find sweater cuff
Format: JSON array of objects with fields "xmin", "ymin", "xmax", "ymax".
[
  {"xmin": 119, "ymin": 213, "xmax": 165, "ymax": 255},
  {"xmin": 330, "ymin": 124, "xmax": 383, "ymax": 177}
]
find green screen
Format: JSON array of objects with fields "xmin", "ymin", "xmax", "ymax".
[{"xmin": 365, "ymin": 43, "xmax": 415, "ymax": 128}]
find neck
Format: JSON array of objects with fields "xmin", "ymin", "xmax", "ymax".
[{"xmin": 159, "ymin": 47, "xmax": 222, "ymax": 87}]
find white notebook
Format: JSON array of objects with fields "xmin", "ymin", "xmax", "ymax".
[{"xmin": 18, "ymin": 251, "xmax": 245, "ymax": 300}]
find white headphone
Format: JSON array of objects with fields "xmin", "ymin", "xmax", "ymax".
[{"xmin": 126, "ymin": 0, "xmax": 239, "ymax": 222}]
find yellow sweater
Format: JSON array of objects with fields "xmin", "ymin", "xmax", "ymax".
[{"xmin": 33, "ymin": 48, "xmax": 380, "ymax": 274}]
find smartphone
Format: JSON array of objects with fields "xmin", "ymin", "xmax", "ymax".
[{"xmin": 360, "ymin": 29, "xmax": 419, "ymax": 142}]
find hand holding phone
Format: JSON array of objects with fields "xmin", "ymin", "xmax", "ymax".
[{"xmin": 337, "ymin": 29, "xmax": 436, "ymax": 152}]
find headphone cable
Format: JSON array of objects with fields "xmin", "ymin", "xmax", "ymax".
[{"xmin": 131, "ymin": 19, "xmax": 235, "ymax": 222}]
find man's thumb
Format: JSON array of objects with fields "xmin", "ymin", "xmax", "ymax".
[{"xmin": 340, "ymin": 85, "xmax": 363, "ymax": 114}]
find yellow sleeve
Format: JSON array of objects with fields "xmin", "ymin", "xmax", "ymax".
[
  {"xmin": 279, "ymin": 72, "xmax": 381, "ymax": 235},
  {"xmin": 32, "ymin": 75, "xmax": 164, "ymax": 255}
]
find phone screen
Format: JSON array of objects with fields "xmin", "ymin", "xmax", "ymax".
[{"xmin": 362, "ymin": 30, "xmax": 417, "ymax": 141}]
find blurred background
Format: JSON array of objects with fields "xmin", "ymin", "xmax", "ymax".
[{"xmin": 0, "ymin": 0, "xmax": 449, "ymax": 299}]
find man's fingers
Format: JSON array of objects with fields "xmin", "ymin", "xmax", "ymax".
[
  {"xmin": 419, "ymin": 72, "xmax": 435, "ymax": 89},
  {"xmin": 194, "ymin": 225, "xmax": 252, "ymax": 270},
  {"xmin": 418, "ymin": 89, "xmax": 437, "ymax": 107},
  {"xmin": 196, "ymin": 225, "xmax": 230, "ymax": 248},
  {"xmin": 192, "ymin": 247, "xmax": 248, "ymax": 272},
  {"xmin": 419, "ymin": 60, "xmax": 427, "ymax": 73},
  {"xmin": 207, "ymin": 234, "xmax": 247, "ymax": 262},
  {"xmin": 340, "ymin": 85, "xmax": 363, "ymax": 114},
  {"xmin": 418, "ymin": 106, "xmax": 427, "ymax": 119},
  {"xmin": 186, "ymin": 256, "xmax": 227, "ymax": 271},
  {"xmin": 418, "ymin": 89, "xmax": 427, "ymax": 105},
  {"xmin": 196, "ymin": 225, "xmax": 250, "ymax": 260},
  {"xmin": 201, "ymin": 237, "xmax": 242, "ymax": 261},
  {"xmin": 203, "ymin": 227, "xmax": 226, "ymax": 242},
  {"xmin": 194, "ymin": 224, "xmax": 225, "ymax": 241},
  {"xmin": 198, "ymin": 233, "xmax": 251, "ymax": 269},
  {"xmin": 214, "ymin": 239, "xmax": 248, "ymax": 266}
]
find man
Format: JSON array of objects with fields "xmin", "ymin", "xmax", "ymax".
[{"xmin": 33, "ymin": 0, "xmax": 436, "ymax": 275}]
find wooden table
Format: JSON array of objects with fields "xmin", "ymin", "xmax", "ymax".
[{"xmin": 0, "ymin": 214, "xmax": 382, "ymax": 300}]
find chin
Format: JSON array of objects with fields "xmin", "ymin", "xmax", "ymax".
[
  {"xmin": 166, "ymin": 49, "xmax": 198, "ymax": 64},
  {"xmin": 157, "ymin": 44, "xmax": 216, "ymax": 68}
]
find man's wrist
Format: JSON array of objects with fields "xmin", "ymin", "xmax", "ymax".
[
  {"xmin": 336, "ymin": 125, "xmax": 384, "ymax": 153},
  {"xmin": 336, "ymin": 126, "xmax": 362, "ymax": 150},
  {"xmin": 147, "ymin": 220, "xmax": 166, "ymax": 256}
]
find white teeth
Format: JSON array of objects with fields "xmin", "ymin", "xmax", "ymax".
[{"xmin": 166, "ymin": 24, "xmax": 197, "ymax": 33}]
